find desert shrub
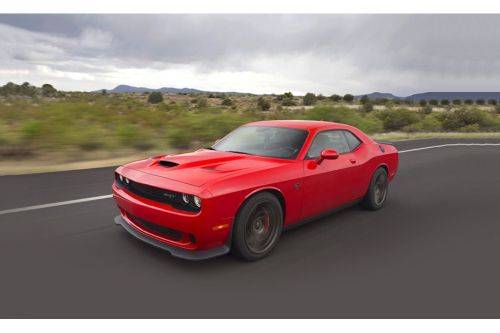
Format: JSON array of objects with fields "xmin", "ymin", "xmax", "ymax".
[
  {"xmin": 488, "ymin": 99, "xmax": 497, "ymax": 105},
  {"xmin": 419, "ymin": 99, "xmax": 427, "ymax": 106},
  {"xmin": 343, "ymin": 94, "xmax": 354, "ymax": 102},
  {"xmin": 459, "ymin": 124, "xmax": 481, "ymax": 132},
  {"xmin": 419, "ymin": 106, "xmax": 433, "ymax": 115},
  {"xmin": 221, "ymin": 98, "xmax": 232, "ymax": 106},
  {"xmin": 440, "ymin": 99, "xmax": 450, "ymax": 106},
  {"xmin": 429, "ymin": 99, "xmax": 438, "ymax": 106},
  {"xmin": 452, "ymin": 99, "xmax": 462, "ymax": 105},
  {"xmin": 196, "ymin": 98, "xmax": 208, "ymax": 108},
  {"xmin": 464, "ymin": 99, "xmax": 473, "ymax": 105},
  {"xmin": 420, "ymin": 114, "xmax": 442, "ymax": 131},
  {"xmin": 329, "ymin": 94, "xmax": 342, "ymax": 102},
  {"xmin": 476, "ymin": 99, "xmax": 485, "ymax": 105},
  {"xmin": 147, "ymin": 92, "xmax": 163, "ymax": 104},
  {"xmin": 362, "ymin": 102, "xmax": 374, "ymax": 112},
  {"xmin": 375, "ymin": 108, "xmax": 420, "ymax": 131},
  {"xmin": 360, "ymin": 95, "xmax": 370, "ymax": 104},
  {"xmin": 257, "ymin": 97, "xmax": 271, "ymax": 111},
  {"xmin": 303, "ymin": 93, "xmax": 317, "ymax": 106},
  {"xmin": 282, "ymin": 98, "xmax": 296, "ymax": 106},
  {"xmin": 441, "ymin": 108, "xmax": 495, "ymax": 131},
  {"xmin": 115, "ymin": 124, "xmax": 154, "ymax": 150}
]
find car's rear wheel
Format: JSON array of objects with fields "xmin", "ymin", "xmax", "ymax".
[
  {"xmin": 362, "ymin": 167, "xmax": 389, "ymax": 210},
  {"xmin": 232, "ymin": 192, "xmax": 283, "ymax": 261}
]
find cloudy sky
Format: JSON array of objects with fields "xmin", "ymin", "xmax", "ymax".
[{"xmin": 0, "ymin": 14, "xmax": 499, "ymax": 96}]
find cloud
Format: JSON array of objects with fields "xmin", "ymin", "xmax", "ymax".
[{"xmin": 0, "ymin": 14, "xmax": 500, "ymax": 95}]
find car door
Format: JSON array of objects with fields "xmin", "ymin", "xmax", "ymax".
[
  {"xmin": 340, "ymin": 130, "xmax": 368, "ymax": 201},
  {"xmin": 301, "ymin": 130, "xmax": 356, "ymax": 219}
]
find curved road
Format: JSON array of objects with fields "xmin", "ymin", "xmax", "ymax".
[{"xmin": 1, "ymin": 138, "xmax": 500, "ymax": 318}]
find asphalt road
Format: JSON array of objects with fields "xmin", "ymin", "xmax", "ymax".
[{"xmin": 1, "ymin": 138, "xmax": 500, "ymax": 318}]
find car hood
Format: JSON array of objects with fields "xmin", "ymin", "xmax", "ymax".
[{"xmin": 125, "ymin": 149, "xmax": 289, "ymax": 187}]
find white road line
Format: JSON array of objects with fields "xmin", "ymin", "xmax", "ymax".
[
  {"xmin": 0, "ymin": 194, "xmax": 113, "ymax": 216},
  {"xmin": 399, "ymin": 143, "xmax": 500, "ymax": 153},
  {"xmin": 1, "ymin": 143, "xmax": 499, "ymax": 216}
]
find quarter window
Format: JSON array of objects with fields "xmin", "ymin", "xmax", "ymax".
[
  {"xmin": 343, "ymin": 130, "xmax": 362, "ymax": 151},
  {"xmin": 307, "ymin": 130, "xmax": 362, "ymax": 158}
]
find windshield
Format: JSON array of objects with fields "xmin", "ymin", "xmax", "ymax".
[{"xmin": 212, "ymin": 126, "xmax": 308, "ymax": 159}]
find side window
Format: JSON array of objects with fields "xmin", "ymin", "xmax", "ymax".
[
  {"xmin": 342, "ymin": 131, "xmax": 362, "ymax": 151},
  {"xmin": 307, "ymin": 130, "xmax": 351, "ymax": 158}
]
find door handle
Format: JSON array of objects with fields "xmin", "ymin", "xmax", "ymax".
[{"xmin": 349, "ymin": 159, "xmax": 357, "ymax": 164}]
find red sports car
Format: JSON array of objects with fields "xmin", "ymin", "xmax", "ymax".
[{"xmin": 113, "ymin": 120, "xmax": 398, "ymax": 261}]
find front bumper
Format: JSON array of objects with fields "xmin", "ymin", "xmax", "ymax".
[{"xmin": 114, "ymin": 215, "xmax": 229, "ymax": 260}]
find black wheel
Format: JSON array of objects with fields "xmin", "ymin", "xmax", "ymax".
[
  {"xmin": 231, "ymin": 192, "xmax": 283, "ymax": 261},
  {"xmin": 362, "ymin": 167, "xmax": 389, "ymax": 210}
]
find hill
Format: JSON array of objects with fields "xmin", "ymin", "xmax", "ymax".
[
  {"xmin": 105, "ymin": 85, "xmax": 206, "ymax": 94},
  {"xmin": 405, "ymin": 92, "xmax": 500, "ymax": 101}
]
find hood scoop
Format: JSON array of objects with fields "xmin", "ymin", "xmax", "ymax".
[{"xmin": 158, "ymin": 160, "xmax": 179, "ymax": 168}]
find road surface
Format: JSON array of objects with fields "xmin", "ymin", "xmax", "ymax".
[{"xmin": 1, "ymin": 138, "xmax": 499, "ymax": 318}]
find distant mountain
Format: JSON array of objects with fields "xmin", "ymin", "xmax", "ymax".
[
  {"xmin": 355, "ymin": 92, "xmax": 401, "ymax": 100},
  {"xmin": 104, "ymin": 85, "xmax": 206, "ymax": 94},
  {"xmin": 357, "ymin": 91, "xmax": 500, "ymax": 101},
  {"xmin": 405, "ymin": 92, "xmax": 500, "ymax": 101}
]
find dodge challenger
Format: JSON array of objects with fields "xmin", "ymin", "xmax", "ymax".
[{"xmin": 113, "ymin": 120, "xmax": 398, "ymax": 261}]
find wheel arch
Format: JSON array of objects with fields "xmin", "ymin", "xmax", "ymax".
[{"xmin": 225, "ymin": 187, "xmax": 286, "ymax": 248}]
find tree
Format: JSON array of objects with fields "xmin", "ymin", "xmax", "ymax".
[
  {"xmin": 429, "ymin": 99, "xmax": 438, "ymax": 106},
  {"xmin": 329, "ymin": 94, "xmax": 342, "ymax": 102},
  {"xmin": 488, "ymin": 99, "xmax": 497, "ymax": 105},
  {"xmin": 476, "ymin": 99, "xmax": 485, "ymax": 105},
  {"xmin": 303, "ymin": 92, "xmax": 317, "ymax": 106},
  {"xmin": 147, "ymin": 92, "xmax": 163, "ymax": 104},
  {"xmin": 101, "ymin": 89, "xmax": 107, "ymax": 95},
  {"xmin": 452, "ymin": 99, "xmax": 462, "ymax": 105},
  {"xmin": 360, "ymin": 95, "xmax": 370, "ymax": 105},
  {"xmin": 221, "ymin": 98, "xmax": 232, "ymax": 106},
  {"xmin": 283, "ymin": 92, "xmax": 294, "ymax": 99},
  {"xmin": 41, "ymin": 83, "xmax": 57, "ymax": 97},
  {"xmin": 464, "ymin": 99, "xmax": 474, "ymax": 105},
  {"xmin": 440, "ymin": 99, "xmax": 450, "ymax": 106},
  {"xmin": 419, "ymin": 99, "xmax": 428, "ymax": 107},
  {"xmin": 343, "ymin": 94, "xmax": 354, "ymax": 102},
  {"xmin": 257, "ymin": 97, "xmax": 271, "ymax": 111}
]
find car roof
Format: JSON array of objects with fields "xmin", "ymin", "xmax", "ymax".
[{"xmin": 245, "ymin": 120, "xmax": 347, "ymax": 131}]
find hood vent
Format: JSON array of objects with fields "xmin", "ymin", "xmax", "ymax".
[{"xmin": 159, "ymin": 160, "xmax": 179, "ymax": 168}]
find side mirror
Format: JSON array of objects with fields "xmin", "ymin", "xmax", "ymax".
[{"xmin": 316, "ymin": 149, "xmax": 339, "ymax": 165}]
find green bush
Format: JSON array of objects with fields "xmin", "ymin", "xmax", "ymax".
[
  {"xmin": 282, "ymin": 98, "xmax": 296, "ymax": 106},
  {"xmin": 148, "ymin": 92, "xmax": 163, "ymax": 104},
  {"xmin": 303, "ymin": 93, "xmax": 317, "ymax": 106},
  {"xmin": 329, "ymin": 94, "xmax": 341, "ymax": 102},
  {"xmin": 441, "ymin": 108, "xmax": 495, "ymax": 131},
  {"xmin": 375, "ymin": 108, "xmax": 420, "ymax": 131},
  {"xmin": 342, "ymin": 94, "xmax": 354, "ymax": 102},
  {"xmin": 257, "ymin": 97, "xmax": 271, "ymax": 111}
]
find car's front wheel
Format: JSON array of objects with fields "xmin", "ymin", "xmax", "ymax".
[
  {"xmin": 232, "ymin": 192, "xmax": 283, "ymax": 261},
  {"xmin": 362, "ymin": 167, "xmax": 389, "ymax": 210}
]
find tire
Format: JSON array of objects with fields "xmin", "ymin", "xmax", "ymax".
[
  {"xmin": 361, "ymin": 167, "xmax": 389, "ymax": 210},
  {"xmin": 231, "ymin": 192, "xmax": 283, "ymax": 261}
]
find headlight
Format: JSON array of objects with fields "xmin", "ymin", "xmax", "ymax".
[
  {"xmin": 182, "ymin": 193, "xmax": 190, "ymax": 204},
  {"xmin": 193, "ymin": 196, "xmax": 202, "ymax": 208}
]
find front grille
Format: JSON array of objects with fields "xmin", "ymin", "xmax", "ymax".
[
  {"xmin": 126, "ymin": 213, "xmax": 183, "ymax": 241},
  {"xmin": 115, "ymin": 173, "xmax": 199, "ymax": 212}
]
